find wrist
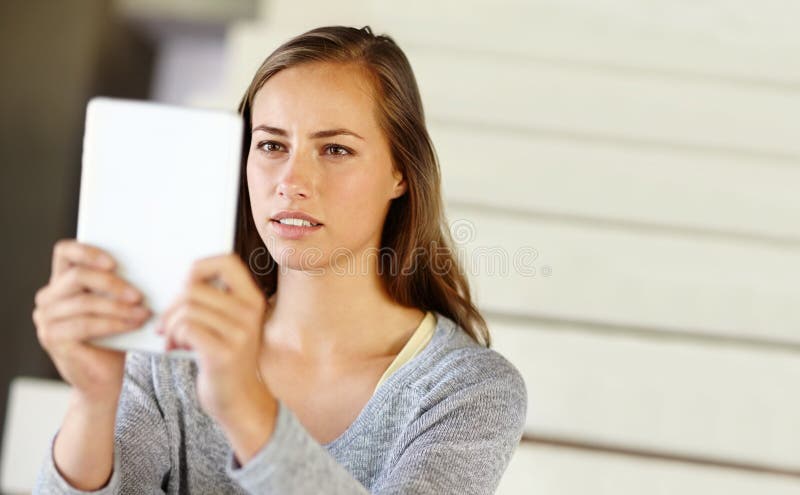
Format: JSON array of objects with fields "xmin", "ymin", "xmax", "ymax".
[
  {"xmin": 68, "ymin": 389, "xmax": 120, "ymax": 418},
  {"xmin": 218, "ymin": 382, "xmax": 278, "ymax": 466},
  {"xmin": 55, "ymin": 391, "xmax": 118, "ymax": 491}
]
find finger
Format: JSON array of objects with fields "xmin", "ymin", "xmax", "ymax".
[
  {"xmin": 166, "ymin": 319, "xmax": 224, "ymax": 354},
  {"xmin": 163, "ymin": 301, "xmax": 242, "ymax": 343},
  {"xmin": 40, "ymin": 293, "xmax": 151, "ymax": 324},
  {"xmin": 182, "ymin": 281, "xmax": 258, "ymax": 330},
  {"xmin": 37, "ymin": 266, "xmax": 142, "ymax": 307},
  {"xmin": 51, "ymin": 240, "xmax": 115, "ymax": 281},
  {"xmin": 45, "ymin": 315, "xmax": 142, "ymax": 346},
  {"xmin": 187, "ymin": 254, "xmax": 263, "ymax": 308}
]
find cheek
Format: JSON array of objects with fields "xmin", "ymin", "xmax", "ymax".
[
  {"xmin": 331, "ymin": 173, "xmax": 392, "ymax": 230},
  {"xmin": 246, "ymin": 160, "xmax": 273, "ymax": 227},
  {"xmin": 246, "ymin": 159, "xmax": 270, "ymax": 198}
]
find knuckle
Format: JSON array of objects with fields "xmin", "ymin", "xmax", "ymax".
[
  {"xmin": 74, "ymin": 317, "xmax": 93, "ymax": 341},
  {"xmin": 98, "ymin": 271, "xmax": 120, "ymax": 293},
  {"xmin": 53, "ymin": 239, "xmax": 68, "ymax": 258},
  {"xmin": 66, "ymin": 265, "xmax": 83, "ymax": 284},
  {"xmin": 76, "ymin": 293, "xmax": 96, "ymax": 312},
  {"xmin": 36, "ymin": 324, "xmax": 53, "ymax": 349},
  {"xmin": 34, "ymin": 286, "xmax": 47, "ymax": 306},
  {"xmin": 54, "ymin": 239, "xmax": 77, "ymax": 261},
  {"xmin": 96, "ymin": 269, "xmax": 113, "ymax": 285}
]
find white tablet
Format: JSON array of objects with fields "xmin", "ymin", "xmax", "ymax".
[{"xmin": 76, "ymin": 97, "xmax": 243, "ymax": 358}]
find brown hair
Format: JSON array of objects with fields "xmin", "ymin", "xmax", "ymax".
[{"xmin": 234, "ymin": 25, "xmax": 490, "ymax": 347}]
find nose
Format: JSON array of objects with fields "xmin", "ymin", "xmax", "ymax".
[
  {"xmin": 277, "ymin": 182, "xmax": 308, "ymax": 200},
  {"xmin": 276, "ymin": 151, "xmax": 313, "ymax": 200}
]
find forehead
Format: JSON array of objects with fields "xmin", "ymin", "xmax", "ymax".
[{"xmin": 251, "ymin": 62, "xmax": 379, "ymax": 127}]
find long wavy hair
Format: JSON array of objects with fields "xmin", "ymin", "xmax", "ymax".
[{"xmin": 234, "ymin": 25, "xmax": 490, "ymax": 347}]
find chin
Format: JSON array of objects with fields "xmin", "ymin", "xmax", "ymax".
[{"xmin": 268, "ymin": 243, "xmax": 330, "ymax": 275}]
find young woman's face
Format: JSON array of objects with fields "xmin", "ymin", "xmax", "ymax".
[{"xmin": 247, "ymin": 61, "xmax": 406, "ymax": 271}]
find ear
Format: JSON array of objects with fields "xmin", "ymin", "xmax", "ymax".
[{"xmin": 391, "ymin": 169, "xmax": 407, "ymax": 199}]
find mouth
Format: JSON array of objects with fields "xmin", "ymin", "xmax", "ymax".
[
  {"xmin": 269, "ymin": 218, "xmax": 324, "ymax": 239},
  {"xmin": 270, "ymin": 210, "xmax": 324, "ymax": 226},
  {"xmin": 270, "ymin": 218, "xmax": 322, "ymax": 227}
]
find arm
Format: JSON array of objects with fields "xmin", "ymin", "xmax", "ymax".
[
  {"xmin": 225, "ymin": 367, "xmax": 528, "ymax": 494},
  {"xmin": 51, "ymin": 391, "xmax": 118, "ymax": 491},
  {"xmin": 33, "ymin": 352, "xmax": 171, "ymax": 494}
]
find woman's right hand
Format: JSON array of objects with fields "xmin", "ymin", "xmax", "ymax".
[{"xmin": 32, "ymin": 239, "xmax": 152, "ymax": 406}]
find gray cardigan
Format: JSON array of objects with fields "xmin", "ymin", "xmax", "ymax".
[{"xmin": 34, "ymin": 311, "xmax": 528, "ymax": 494}]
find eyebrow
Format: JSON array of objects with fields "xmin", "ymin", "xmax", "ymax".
[{"xmin": 252, "ymin": 125, "xmax": 365, "ymax": 140}]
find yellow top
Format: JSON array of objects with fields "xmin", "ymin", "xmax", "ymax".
[{"xmin": 373, "ymin": 311, "xmax": 437, "ymax": 395}]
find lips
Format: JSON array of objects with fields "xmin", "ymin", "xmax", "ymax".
[
  {"xmin": 270, "ymin": 210, "xmax": 323, "ymax": 225},
  {"xmin": 269, "ymin": 218, "xmax": 323, "ymax": 240}
]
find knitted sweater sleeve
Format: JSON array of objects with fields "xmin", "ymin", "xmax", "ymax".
[{"xmin": 32, "ymin": 352, "xmax": 171, "ymax": 494}]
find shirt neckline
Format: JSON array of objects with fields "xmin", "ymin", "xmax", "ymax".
[
  {"xmin": 322, "ymin": 311, "xmax": 454, "ymax": 452},
  {"xmin": 372, "ymin": 310, "xmax": 437, "ymax": 395}
]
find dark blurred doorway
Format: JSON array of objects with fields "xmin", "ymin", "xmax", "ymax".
[{"xmin": 0, "ymin": 0, "xmax": 154, "ymax": 450}]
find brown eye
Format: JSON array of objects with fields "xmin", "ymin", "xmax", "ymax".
[
  {"xmin": 258, "ymin": 141, "xmax": 284, "ymax": 153},
  {"xmin": 324, "ymin": 144, "xmax": 352, "ymax": 156}
]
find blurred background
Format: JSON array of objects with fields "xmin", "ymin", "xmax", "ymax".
[{"xmin": 1, "ymin": 0, "xmax": 799, "ymax": 493}]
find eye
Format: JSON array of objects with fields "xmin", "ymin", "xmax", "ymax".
[
  {"xmin": 324, "ymin": 144, "xmax": 353, "ymax": 157},
  {"xmin": 257, "ymin": 141, "xmax": 285, "ymax": 153}
]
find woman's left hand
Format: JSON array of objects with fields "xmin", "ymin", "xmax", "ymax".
[{"xmin": 156, "ymin": 253, "xmax": 277, "ymax": 462}]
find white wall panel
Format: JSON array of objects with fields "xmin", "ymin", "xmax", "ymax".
[
  {"xmin": 498, "ymin": 443, "xmax": 800, "ymax": 495},
  {"xmin": 491, "ymin": 318, "xmax": 800, "ymax": 470},
  {"xmin": 451, "ymin": 207, "xmax": 800, "ymax": 343},
  {"xmin": 410, "ymin": 50, "xmax": 799, "ymax": 158},
  {"xmin": 489, "ymin": 319, "xmax": 800, "ymax": 472},
  {"xmin": 433, "ymin": 124, "xmax": 800, "ymax": 242},
  {"xmin": 259, "ymin": 0, "xmax": 800, "ymax": 84}
]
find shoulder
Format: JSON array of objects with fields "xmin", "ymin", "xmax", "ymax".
[
  {"xmin": 407, "ymin": 312, "xmax": 528, "ymax": 428},
  {"xmin": 412, "ymin": 312, "xmax": 527, "ymax": 395}
]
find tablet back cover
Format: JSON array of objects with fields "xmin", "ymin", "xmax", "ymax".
[{"xmin": 76, "ymin": 97, "xmax": 243, "ymax": 356}]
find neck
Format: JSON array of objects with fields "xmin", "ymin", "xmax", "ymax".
[{"xmin": 262, "ymin": 261, "xmax": 424, "ymax": 363}]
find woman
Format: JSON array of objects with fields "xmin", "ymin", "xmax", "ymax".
[{"xmin": 32, "ymin": 25, "xmax": 527, "ymax": 494}]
